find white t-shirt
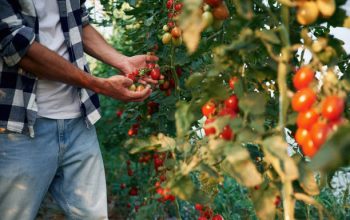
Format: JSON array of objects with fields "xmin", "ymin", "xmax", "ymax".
[{"xmin": 33, "ymin": 0, "xmax": 81, "ymax": 119}]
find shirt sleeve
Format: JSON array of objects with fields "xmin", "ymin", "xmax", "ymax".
[
  {"xmin": 81, "ymin": 0, "xmax": 90, "ymax": 27},
  {"xmin": 0, "ymin": 0, "xmax": 35, "ymax": 67}
]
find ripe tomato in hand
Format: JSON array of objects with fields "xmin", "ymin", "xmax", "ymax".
[
  {"xmin": 296, "ymin": 108, "xmax": 319, "ymax": 129},
  {"xmin": 321, "ymin": 96, "xmax": 344, "ymax": 121},
  {"xmin": 198, "ymin": 217, "xmax": 208, "ymax": 220},
  {"xmin": 212, "ymin": 214, "xmax": 224, "ymax": 220},
  {"xmin": 150, "ymin": 68, "xmax": 161, "ymax": 80},
  {"xmin": 293, "ymin": 66, "xmax": 315, "ymax": 90},
  {"xmin": 310, "ymin": 121, "xmax": 330, "ymax": 147},
  {"xmin": 292, "ymin": 88, "xmax": 317, "ymax": 112},
  {"xmin": 202, "ymin": 101, "xmax": 216, "ymax": 117},
  {"xmin": 224, "ymin": 95, "xmax": 239, "ymax": 112}
]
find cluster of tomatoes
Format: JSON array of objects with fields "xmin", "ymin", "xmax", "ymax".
[
  {"xmin": 201, "ymin": 0, "xmax": 229, "ymax": 29},
  {"xmin": 202, "ymin": 77, "xmax": 239, "ymax": 140},
  {"xmin": 296, "ymin": 0, "xmax": 336, "ymax": 25},
  {"xmin": 162, "ymin": 0, "xmax": 183, "ymax": 46},
  {"xmin": 292, "ymin": 66, "xmax": 345, "ymax": 157},
  {"xmin": 195, "ymin": 204, "xmax": 224, "ymax": 220}
]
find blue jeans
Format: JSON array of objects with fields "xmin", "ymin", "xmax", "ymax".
[{"xmin": 0, "ymin": 117, "xmax": 108, "ymax": 220}]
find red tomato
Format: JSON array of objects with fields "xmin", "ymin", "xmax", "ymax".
[
  {"xmin": 147, "ymin": 63, "xmax": 156, "ymax": 69},
  {"xmin": 171, "ymin": 27, "xmax": 182, "ymax": 38},
  {"xmin": 128, "ymin": 128, "xmax": 138, "ymax": 137},
  {"xmin": 127, "ymin": 169, "xmax": 133, "ymax": 176},
  {"xmin": 150, "ymin": 68, "xmax": 161, "ymax": 80},
  {"xmin": 212, "ymin": 214, "xmax": 224, "ymax": 220},
  {"xmin": 274, "ymin": 196, "xmax": 281, "ymax": 206},
  {"xmin": 321, "ymin": 96, "xmax": 345, "ymax": 121},
  {"xmin": 198, "ymin": 217, "xmax": 208, "ymax": 220},
  {"xmin": 291, "ymin": 88, "xmax": 317, "ymax": 112},
  {"xmin": 296, "ymin": 108, "xmax": 319, "ymax": 129},
  {"xmin": 166, "ymin": 0, "xmax": 173, "ymax": 9},
  {"xmin": 129, "ymin": 187, "xmax": 138, "ymax": 196},
  {"xmin": 204, "ymin": 0, "xmax": 222, "ymax": 7},
  {"xmin": 220, "ymin": 125, "xmax": 234, "ymax": 141},
  {"xmin": 120, "ymin": 183, "xmax": 126, "ymax": 189},
  {"xmin": 202, "ymin": 101, "xmax": 216, "ymax": 117},
  {"xmin": 301, "ymin": 136, "xmax": 318, "ymax": 157},
  {"xmin": 310, "ymin": 121, "xmax": 330, "ymax": 147},
  {"xmin": 224, "ymin": 95, "xmax": 239, "ymax": 112},
  {"xmin": 204, "ymin": 118, "xmax": 216, "ymax": 136},
  {"xmin": 174, "ymin": 3, "xmax": 183, "ymax": 11},
  {"xmin": 229, "ymin": 77, "xmax": 238, "ymax": 90},
  {"xmin": 126, "ymin": 73, "xmax": 136, "ymax": 82},
  {"xmin": 167, "ymin": 21, "xmax": 175, "ymax": 28},
  {"xmin": 293, "ymin": 66, "xmax": 315, "ymax": 90},
  {"xmin": 295, "ymin": 128, "xmax": 310, "ymax": 147},
  {"xmin": 195, "ymin": 203, "xmax": 203, "ymax": 211},
  {"xmin": 176, "ymin": 66, "xmax": 182, "ymax": 77},
  {"xmin": 116, "ymin": 109, "xmax": 123, "ymax": 118},
  {"xmin": 219, "ymin": 107, "xmax": 237, "ymax": 119}
]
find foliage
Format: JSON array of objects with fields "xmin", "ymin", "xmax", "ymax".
[{"xmin": 92, "ymin": 0, "xmax": 350, "ymax": 219}]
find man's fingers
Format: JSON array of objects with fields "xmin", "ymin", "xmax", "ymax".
[
  {"xmin": 141, "ymin": 77, "xmax": 158, "ymax": 84},
  {"xmin": 121, "ymin": 76, "xmax": 134, "ymax": 87},
  {"xmin": 146, "ymin": 55, "xmax": 159, "ymax": 63},
  {"xmin": 125, "ymin": 85, "xmax": 152, "ymax": 100}
]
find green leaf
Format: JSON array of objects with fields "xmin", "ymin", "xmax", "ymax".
[
  {"xmin": 169, "ymin": 176, "xmax": 209, "ymax": 203},
  {"xmin": 239, "ymin": 93, "xmax": 267, "ymax": 115},
  {"xmin": 263, "ymin": 136, "xmax": 299, "ymax": 181},
  {"xmin": 221, "ymin": 145, "xmax": 263, "ymax": 187},
  {"xmin": 298, "ymin": 160, "xmax": 320, "ymax": 196},
  {"xmin": 175, "ymin": 101, "xmax": 195, "ymax": 137},
  {"xmin": 185, "ymin": 72, "xmax": 205, "ymax": 88},
  {"xmin": 126, "ymin": 133, "xmax": 176, "ymax": 154},
  {"xmin": 256, "ymin": 29, "xmax": 281, "ymax": 45},
  {"xmin": 236, "ymin": 128, "xmax": 257, "ymax": 143},
  {"xmin": 310, "ymin": 124, "xmax": 350, "ymax": 173}
]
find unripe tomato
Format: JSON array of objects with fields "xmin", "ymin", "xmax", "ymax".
[
  {"xmin": 172, "ymin": 37, "xmax": 182, "ymax": 46},
  {"xmin": 296, "ymin": 1, "xmax": 319, "ymax": 25},
  {"xmin": 321, "ymin": 96, "xmax": 344, "ymax": 121},
  {"xmin": 296, "ymin": 108, "xmax": 319, "ymax": 129},
  {"xmin": 291, "ymin": 88, "xmax": 317, "ymax": 112},
  {"xmin": 212, "ymin": 2, "xmax": 230, "ymax": 20},
  {"xmin": 293, "ymin": 66, "xmax": 315, "ymax": 90},
  {"xmin": 204, "ymin": 0, "xmax": 222, "ymax": 7},
  {"xmin": 310, "ymin": 121, "xmax": 330, "ymax": 147},
  {"xmin": 229, "ymin": 77, "xmax": 238, "ymax": 90},
  {"xmin": 202, "ymin": 11, "xmax": 214, "ymax": 28},
  {"xmin": 171, "ymin": 27, "xmax": 182, "ymax": 38},
  {"xmin": 301, "ymin": 136, "xmax": 319, "ymax": 157},
  {"xmin": 150, "ymin": 68, "xmax": 161, "ymax": 80},
  {"xmin": 295, "ymin": 128, "xmax": 310, "ymax": 147},
  {"xmin": 202, "ymin": 101, "xmax": 216, "ymax": 117},
  {"xmin": 220, "ymin": 125, "xmax": 234, "ymax": 141},
  {"xmin": 317, "ymin": 0, "xmax": 336, "ymax": 18},
  {"xmin": 136, "ymin": 85, "xmax": 145, "ymax": 92},
  {"xmin": 162, "ymin": 32, "xmax": 172, "ymax": 44},
  {"xmin": 224, "ymin": 95, "xmax": 239, "ymax": 112},
  {"xmin": 204, "ymin": 118, "xmax": 216, "ymax": 136},
  {"xmin": 163, "ymin": 24, "xmax": 169, "ymax": 32}
]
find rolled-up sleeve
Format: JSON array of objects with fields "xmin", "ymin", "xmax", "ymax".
[
  {"xmin": 81, "ymin": 1, "xmax": 90, "ymax": 27},
  {"xmin": 0, "ymin": 1, "xmax": 35, "ymax": 67}
]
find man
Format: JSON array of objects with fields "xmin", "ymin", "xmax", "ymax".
[{"xmin": 0, "ymin": 0, "xmax": 157, "ymax": 219}]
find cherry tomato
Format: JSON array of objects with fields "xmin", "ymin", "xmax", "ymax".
[
  {"xmin": 166, "ymin": 0, "xmax": 173, "ymax": 9},
  {"xmin": 202, "ymin": 11, "xmax": 214, "ymax": 29},
  {"xmin": 127, "ymin": 169, "xmax": 133, "ymax": 176},
  {"xmin": 296, "ymin": 108, "xmax": 319, "ymax": 129},
  {"xmin": 310, "ymin": 121, "xmax": 330, "ymax": 147},
  {"xmin": 147, "ymin": 63, "xmax": 156, "ymax": 69},
  {"xmin": 212, "ymin": 215, "xmax": 224, "ymax": 220},
  {"xmin": 204, "ymin": 0, "xmax": 222, "ymax": 7},
  {"xmin": 202, "ymin": 101, "xmax": 216, "ymax": 117},
  {"xmin": 274, "ymin": 196, "xmax": 281, "ymax": 206},
  {"xmin": 291, "ymin": 88, "xmax": 317, "ymax": 112},
  {"xmin": 229, "ymin": 77, "xmax": 238, "ymax": 90},
  {"xmin": 293, "ymin": 66, "xmax": 315, "ymax": 90},
  {"xmin": 204, "ymin": 118, "xmax": 216, "ymax": 136},
  {"xmin": 162, "ymin": 32, "xmax": 172, "ymax": 44},
  {"xmin": 120, "ymin": 183, "xmax": 126, "ymax": 189},
  {"xmin": 198, "ymin": 217, "xmax": 208, "ymax": 220},
  {"xmin": 128, "ymin": 128, "xmax": 137, "ymax": 137},
  {"xmin": 150, "ymin": 68, "xmax": 161, "ymax": 80},
  {"xmin": 126, "ymin": 73, "xmax": 136, "ymax": 82},
  {"xmin": 116, "ymin": 109, "xmax": 123, "ymax": 118},
  {"xmin": 219, "ymin": 107, "xmax": 237, "ymax": 119},
  {"xmin": 224, "ymin": 95, "xmax": 239, "ymax": 112},
  {"xmin": 296, "ymin": 1, "xmax": 319, "ymax": 25},
  {"xmin": 129, "ymin": 187, "xmax": 138, "ymax": 196},
  {"xmin": 171, "ymin": 27, "xmax": 182, "ymax": 38},
  {"xmin": 195, "ymin": 203, "xmax": 203, "ymax": 211},
  {"xmin": 321, "ymin": 96, "xmax": 344, "ymax": 121},
  {"xmin": 136, "ymin": 85, "xmax": 145, "ymax": 92},
  {"xmin": 220, "ymin": 125, "xmax": 234, "ymax": 141},
  {"xmin": 301, "ymin": 136, "xmax": 318, "ymax": 157},
  {"xmin": 212, "ymin": 2, "xmax": 230, "ymax": 20},
  {"xmin": 295, "ymin": 128, "xmax": 310, "ymax": 146},
  {"xmin": 167, "ymin": 21, "xmax": 175, "ymax": 28},
  {"xmin": 174, "ymin": 3, "xmax": 183, "ymax": 11}
]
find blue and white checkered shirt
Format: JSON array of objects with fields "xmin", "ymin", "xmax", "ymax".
[{"xmin": 0, "ymin": 0, "xmax": 101, "ymax": 137}]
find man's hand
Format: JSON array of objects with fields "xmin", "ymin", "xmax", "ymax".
[{"xmin": 97, "ymin": 75, "xmax": 152, "ymax": 102}]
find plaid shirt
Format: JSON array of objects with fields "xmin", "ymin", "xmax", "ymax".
[{"xmin": 0, "ymin": 0, "xmax": 101, "ymax": 137}]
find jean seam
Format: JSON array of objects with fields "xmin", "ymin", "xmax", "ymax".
[{"xmin": 58, "ymin": 174, "xmax": 80, "ymax": 220}]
